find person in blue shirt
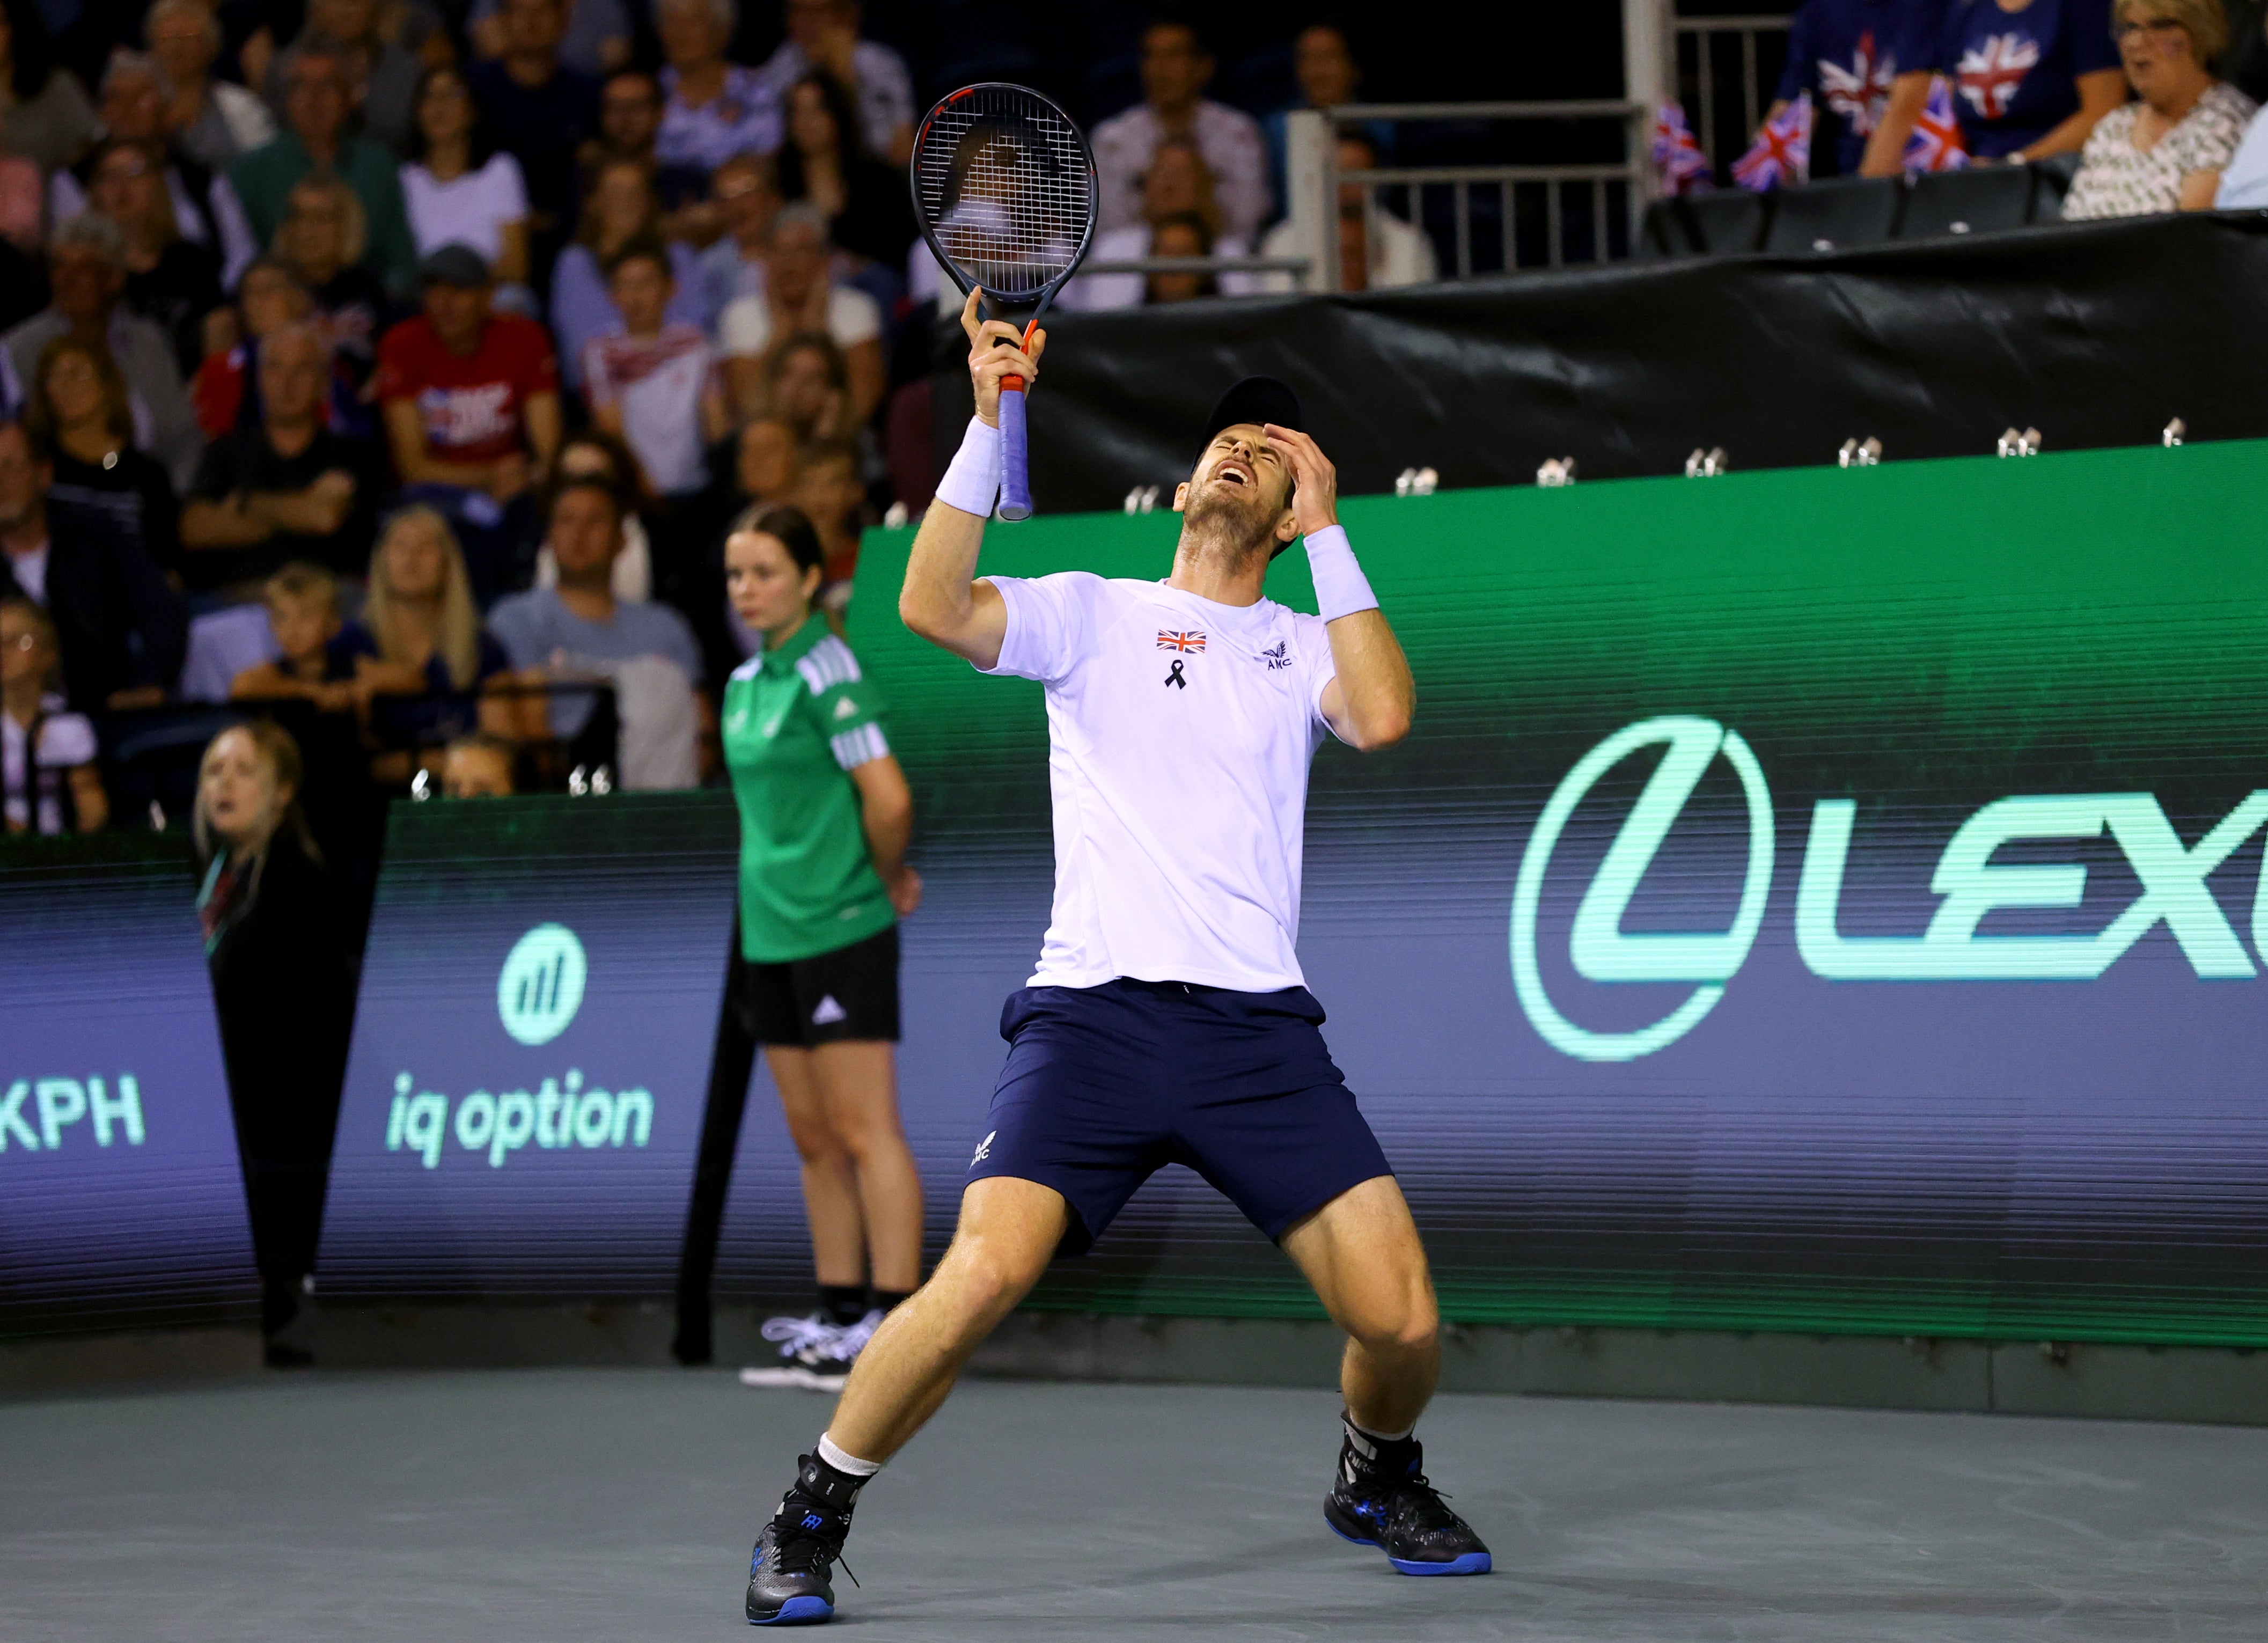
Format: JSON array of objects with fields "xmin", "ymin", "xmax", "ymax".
[
  {"xmin": 1767, "ymin": 0, "xmax": 1947, "ymax": 175},
  {"xmin": 2215, "ymin": 98, "xmax": 2268, "ymax": 204},
  {"xmin": 1928, "ymin": 0, "xmax": 2128, "ymax": 161}
]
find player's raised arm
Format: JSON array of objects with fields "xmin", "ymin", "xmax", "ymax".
[
  {"xmin": 1266, "ymin": 425, "xmax": 1414, "ymax": 751},
  {"xmin": 898, "ymin": 289, "xmax": 1047, "ymax": 671}
]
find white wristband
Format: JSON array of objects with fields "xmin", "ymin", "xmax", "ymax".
[
  {"xmin": 934, "ymin": 416, "xmax": 1002, "ymax": 518},
  {"xmin": 1303, "ymin": 525, "xmax": 1377, "ymax": 622}
]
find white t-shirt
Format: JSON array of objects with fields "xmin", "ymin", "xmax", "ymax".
[
  {"xmin": 401, "ymin": 153, "xmax": 530, "ymax": 263},
  {"xmin": 581, "ymin": 323, "xmax": 717, "ymax": 497},
  {"xmin": 1060, "ymin": 223, "xmax": 1253, "ymax": 312},
  {"xmin": 3, "ymin": 698, "xmax": 96, "ymax": 835},
  {"xmin": 979, "ymin": 571, "xmax": 1341, "ymax": 993},
  {"xmin": 6, "ymin": 540, "xmax": 48, "ymax": 604},
  {"xmin": 716, "ymin": 285, "xmax": 882, "ymax": 360}
]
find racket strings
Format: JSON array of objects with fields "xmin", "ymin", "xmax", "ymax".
[{"xmin": 914, "ymin": 88, "xmax": 1093, "ymax": 303}]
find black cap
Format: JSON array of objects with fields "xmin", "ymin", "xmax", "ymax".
[
  {"xmin": 1200, "ymin": 376, "xmax": 1301, "ymax": 448},
  {"xmin": 417, "ymin": 243, "xmax": 491, "ymax": 288}
]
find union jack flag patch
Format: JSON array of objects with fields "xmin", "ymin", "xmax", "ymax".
[{"xmin": 1156, "ymin": 630, "xmax": 1207, "ymax": 652}]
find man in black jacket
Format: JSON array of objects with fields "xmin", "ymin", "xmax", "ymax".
[{"xmin": 0, "ymin": 420, "xmax": 187, "ymax": 711}]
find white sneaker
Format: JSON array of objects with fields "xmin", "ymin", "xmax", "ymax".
[{"xmin": 740, "ymin": 1312, "xmax": 860, "ymax": 1392}]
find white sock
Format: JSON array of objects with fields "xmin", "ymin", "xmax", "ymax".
[
  {"xmin": 1345, "ymin": 1412, "xmax": 1415, "ymax": 1447},
  {"xmin": 817, "ymin": 1432, "xmax": 883, "ymax": 1478}
]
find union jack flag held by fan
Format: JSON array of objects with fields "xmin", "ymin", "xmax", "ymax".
[
  {"xmin": 1904, "ymin": 75, "xmax": 1970, "ymax": 172},
  {"xmin": 1733, "ymin": 93, "xmax": 1812, "ymax": 192},
  {"xmin": 1652, "ymin": 102, "xmax": 1714, "ymax": 196}
]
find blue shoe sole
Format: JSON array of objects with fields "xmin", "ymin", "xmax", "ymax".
[
  {"xmin": 748, "ymin": 1594, "xmax": 833, "ymax": 1625},
  {"xmin": 1326, "ymin": 1509, "xmax": 1492, "ymax": 1576},
  {"xmin": 1390, "ymin": 1550, "xmax": 1492, "ymax": 1576}
]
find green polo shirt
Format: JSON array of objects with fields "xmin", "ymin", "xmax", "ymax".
[
  {"xmin": 227, "ymin": 133, "xmax": 420, "ymax": 296},
  {"xmin": 723, "ymin": 618, "xmax": 897, "ymax": 964}
]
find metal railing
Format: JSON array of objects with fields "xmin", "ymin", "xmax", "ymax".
[
  {"xmin": 1672, "ymin": 10, "xmax": 1793, "ymax": 171},
  {"xmin": 1288, "ymin": 102, "xmax": 1652, "ymax": 285},
  {"xmin": 1280, "ymin": 0, "xmax": 1672, "ymax": 288},
  {"xmin": 1079, "ymin": 255, "xmax": 1315, "ymax": 283}
]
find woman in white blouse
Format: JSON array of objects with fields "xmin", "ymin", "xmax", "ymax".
[
  {"xmin": 2063, "ymin": 0, "xmax": 2256, "ymax": 219},
  {"xmin": 398, "ymin": 64, "xmax": 531, "ymax": 288}
]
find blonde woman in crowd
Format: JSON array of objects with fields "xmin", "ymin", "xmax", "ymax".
[{"xmin": 337, "ymin": 505, "xmax": 520, "ymax": 751}]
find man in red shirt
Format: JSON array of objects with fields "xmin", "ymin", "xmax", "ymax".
[{"xmin": 376, "ymin": 244, "xmax": 562, "ymax": 602}]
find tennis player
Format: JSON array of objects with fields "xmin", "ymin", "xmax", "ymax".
[{"xmin": 743, "ymin": 288, "xmax": 1489, "ymax": 1625}]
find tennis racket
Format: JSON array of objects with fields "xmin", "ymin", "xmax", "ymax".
[{"xmin": 910, "ymin": 84, "xmax": 1097, "ymax": 522}]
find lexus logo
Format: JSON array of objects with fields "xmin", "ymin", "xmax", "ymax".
[{"xmin": 1510, "ymin": 717, "xmax": 1774, "ymax": 1062}]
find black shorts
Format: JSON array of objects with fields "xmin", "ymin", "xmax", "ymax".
[
  {"xmin": 736, "ymin": 924, "xmax": 900, "ymax": 1047},
  {"xmin": 968, "ymin": 979, "xmax": 1393, "ymax": 1257}
]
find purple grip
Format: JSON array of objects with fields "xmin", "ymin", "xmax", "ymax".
[{"xmin": 997, "ymin": 386, "xmax": 1032, "ymax": 522}]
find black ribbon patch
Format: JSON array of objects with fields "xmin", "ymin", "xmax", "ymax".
[{"xmin": 1164, "ymin": 658, "xmax": 1188, "ymax": 689}]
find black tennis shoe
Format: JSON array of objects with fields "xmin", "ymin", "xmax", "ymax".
[
  {"xmin": 1324, "ymin": 1423, "xmax": 1492, "ymax": 1576},
  {"xmin": 746, "ymin": 1453, "xmax": 863, "ymax": 1625}
]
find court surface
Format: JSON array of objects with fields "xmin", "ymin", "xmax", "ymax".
[{"xmin": 5, "ymin": 1367, "xmax": 2265, "ymax": 1641}]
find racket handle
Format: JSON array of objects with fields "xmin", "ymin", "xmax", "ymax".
[{"xmin": 997, "ymin": 383, "xmax": 1033, "ymax": 522}]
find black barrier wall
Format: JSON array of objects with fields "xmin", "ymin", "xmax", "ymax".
[{"xmin": 937, "ymin": 214, "xmax": 2268, "ymax": 511}]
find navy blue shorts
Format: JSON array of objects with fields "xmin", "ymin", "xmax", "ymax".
[{"xmin": 967, "ymin": 979, "xmax": 1393, "ymax": 1257}]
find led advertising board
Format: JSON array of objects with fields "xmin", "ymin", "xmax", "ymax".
[
  {"xmin": 715, "ymin": 440, "xmax": 2268, "ymax": 1346},
  {"xmin": 318, "ymin": 795, "xmax": 737, "ymax": 1298},
  {"xmin": 0, "ymin": 835, "xmax": 257, "ymax": 1335}
]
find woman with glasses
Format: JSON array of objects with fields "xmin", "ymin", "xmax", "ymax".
[{"xmin": 2064, "ymin": 0, "xmax": 2255, "ymax": 214}]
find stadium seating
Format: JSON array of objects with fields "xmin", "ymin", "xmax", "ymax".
[
  {"xmin": 1635, "ymin": 200, "xmax": 1691, "ymax": 258},
  {"xmin": 1761, "ymin": 175, "xmax": 1904, "ymax": 253},
  {"xmin": 2029, "ymin": 152, "xmax": 2084, "ymax": 222},
  {"xmin": 1679, "ymin": 189, "xmax": 1771, "ymax": 254},
  {"xmin": 1898, "ymin": 165, "xmax": 2039, "ymax": 239}
]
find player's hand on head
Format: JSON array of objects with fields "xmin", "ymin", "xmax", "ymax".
[
  {"xmin": 960, "ymin": 287, "xmax": 1045, "ymax": 429},
  {"xmin": 1266, "ymin": 424, "xmax": 1338, "ymax": 536}
]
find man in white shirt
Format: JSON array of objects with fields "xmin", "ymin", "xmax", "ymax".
[
  {"xmin": 1091, "ymin": 20, "xmax": 1271, "ymax": 245},
  {"xmin": 2214, "ymin": 99, "xmax": 2268, "ymax": 208},
  {"xmin": 742, "ymin": 291, "xmax": 1489, "ymax": 1629},
  {"xmin": 716, "ymin": 203, "xmax": 885, "ymax": 427},
  {"xmin": 1258, "ymin": 132, "xmax": 1438, "ymax": 295},
  {"xmin": 1063, "ymin": 135, "xmax": 1251, "ymax": 311}
]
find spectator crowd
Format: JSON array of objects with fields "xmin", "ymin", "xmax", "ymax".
[
  {"xmin": 5, "ymin": 0, "xmax": 2263, "ymax": 869},
  {"xmin": 1763, "ymin": 0, "xmax": 2268, "ymax": 218},
  {"xmin": 0, "ymin": 2, "xmax": 1429, "ymax": 866}
]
